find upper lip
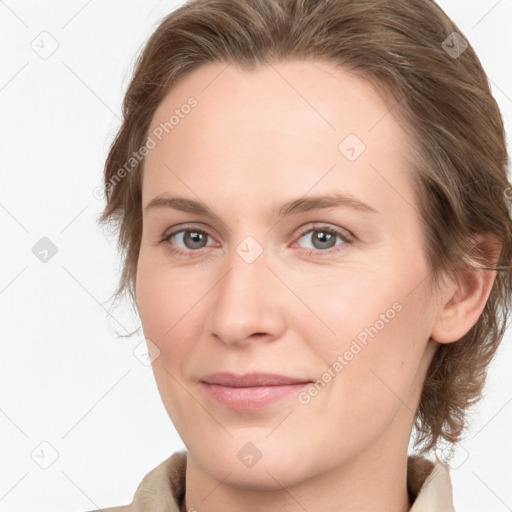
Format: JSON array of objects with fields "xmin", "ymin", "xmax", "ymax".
[{"xmin": 200, "ymin": 372, "xmax": 312, "ymax": 387}]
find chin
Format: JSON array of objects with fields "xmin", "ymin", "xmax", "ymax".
[{"xmin": 186, "ymin": 431, "xmax": 319, "ymax": 489}]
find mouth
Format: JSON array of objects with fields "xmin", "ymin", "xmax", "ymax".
[{"xmin": 199, "ymin": 372, "xmax": 312, "ymax": 410}]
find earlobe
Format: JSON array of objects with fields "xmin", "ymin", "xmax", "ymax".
[{"xmin": 430, "ymin": 234, "xmax": 500, "ymax": 344}]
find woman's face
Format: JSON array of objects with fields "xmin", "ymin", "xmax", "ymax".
[{"xmin": 136, "ymin": 60, "xmax": 441, "ymax": 490}]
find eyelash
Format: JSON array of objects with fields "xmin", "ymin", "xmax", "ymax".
[{"xmin": 160, "ymin": 223, "xmax": 354, "ymax": 258}]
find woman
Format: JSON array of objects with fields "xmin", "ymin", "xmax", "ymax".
[{"xmin": 92, "ymin": 0, "xmax": 512, "ymax": 510}]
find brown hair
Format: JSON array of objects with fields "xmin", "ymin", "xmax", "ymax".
[{"xmin": 98, "ymin": 0, "xmax": 512, "ymax": 454}]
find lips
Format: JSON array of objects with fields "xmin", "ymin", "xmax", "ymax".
[
  {"xmin": 200, "ymin": 372, "xmax": 311, "ymax": 387},
  {"xmin": 199, "ymin": 372, "xmax": 312, "ymax": 410}
]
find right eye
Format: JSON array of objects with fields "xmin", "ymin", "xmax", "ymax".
[{"xmin": 160, "ymin": 225, "xmax": 219, "ymax": 256}]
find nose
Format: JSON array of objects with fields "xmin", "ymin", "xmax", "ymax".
[{"xmin": 206, "ymin": 242, "xmax": 287, "ymax": 346}]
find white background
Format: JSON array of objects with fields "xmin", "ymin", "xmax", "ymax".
[{"xmin": 1, "ymin": 1, "xmax": 511, "ymax": 511}]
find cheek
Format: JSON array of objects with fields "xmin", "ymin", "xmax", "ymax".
[
  {"xmin": 136, "ymin": 255, "xmax": 205, "ymax": 427},
  {"xmin": 298, "ymin": 252, "xmax": 434, "ymax": 412},
  {"xmin": 135, "ymin": 253, "xmax": 202, "ymax": 364},
  {"xmin": 318, "ymin": 290, "xmax": 433, "ymax": 433},
  {"xmin": 284, "ymin": 262, "xmax": 408, "ymax": 355}
]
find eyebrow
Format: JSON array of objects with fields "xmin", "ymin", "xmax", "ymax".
[{"xmin": 143, "ymin": 193, "xmax": 378, "ymax": 218}]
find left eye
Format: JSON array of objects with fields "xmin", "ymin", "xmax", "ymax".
[{"xmin": 296, "ymin": 227, "xmax": 350, "ymax": 252}]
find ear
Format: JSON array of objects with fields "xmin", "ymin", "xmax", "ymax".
[{"xmin": 430, "ymin": 234, "xmax": 501, "ymax": 344}]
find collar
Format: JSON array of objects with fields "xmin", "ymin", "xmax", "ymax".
[{"xmin": 128, "ymin": 451, "xmax": 454, "ymax": 512}]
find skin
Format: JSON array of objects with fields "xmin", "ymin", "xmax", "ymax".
[{"xmin": 135, "ymin": 60, "xmax": 496, "ymax": 512}]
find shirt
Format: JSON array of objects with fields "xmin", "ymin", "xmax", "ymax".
[{"xmin": 88, "ymin": 451, "xmax": 455, "ymax": 512}]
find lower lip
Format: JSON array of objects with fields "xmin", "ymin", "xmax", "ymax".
[{"xmin": 200, "ymin": 382, "xmax": 310, "ymax": 410}]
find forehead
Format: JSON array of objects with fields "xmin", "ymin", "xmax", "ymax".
[{"xmin": 142, "ymin": 59, "xmax": 414, "ymax": 213}]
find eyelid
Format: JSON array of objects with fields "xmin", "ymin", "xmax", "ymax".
[
  {"xmin": 162, "ymin": 221, "xmax": 213, "ymax": 235},
  {"xmin": 294, "ymin": 222, "xmax": 355, "ymax": 243}
]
